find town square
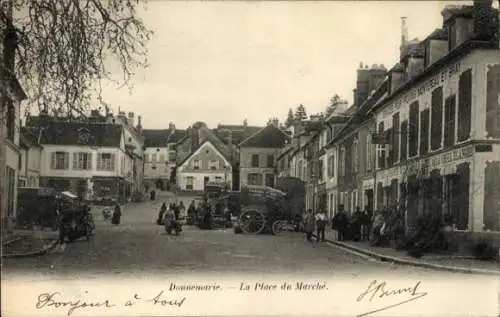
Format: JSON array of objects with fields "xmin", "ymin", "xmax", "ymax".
[{"xmin": 1, "ymin": 1, "xmax": 500, "ymax": 315}]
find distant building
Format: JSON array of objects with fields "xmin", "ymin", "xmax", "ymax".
[
  {"xmin": 239, "ymin": 125, "xmax": 291, "ymax": 189},
  {"xmin": 143, "ymin": 124, "xmax": 187, "ymax": 190},
  {"xmin": 26, "ymin": 110, "xmax": 145, "ymax": 203},
  {"xmin": 176, "ymin": 139, "xmax": 232, "ymax": 191}
]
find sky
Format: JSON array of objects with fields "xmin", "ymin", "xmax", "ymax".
[{"xmin": 99, "ymin": 0, "xmax": 475, "ymax": 130}]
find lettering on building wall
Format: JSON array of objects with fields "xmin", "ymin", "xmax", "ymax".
[{"xmin": 382, "ymin": 62, "xmax": 462, "ymax": 117}]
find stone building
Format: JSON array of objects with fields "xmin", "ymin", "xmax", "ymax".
[{"xmin": 0, "ymin": 64, "xmax": 27, "ymax": 230}]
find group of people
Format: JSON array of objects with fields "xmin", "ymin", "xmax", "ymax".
[
  {"xmin": 157, "ymin": 201, "xmax": 186, "ymax": 225},
  {"xmin": 301, "ymin": 205, "xmax": 375, "ymax": 243}
]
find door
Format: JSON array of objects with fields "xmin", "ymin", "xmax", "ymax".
[
  {"xmin": 365, "ymin": 189, "xmax": 374, "ymax": 212},
  {"xmin": 204, "ymin": 177, "xmax": 210, "ymax": 190}
]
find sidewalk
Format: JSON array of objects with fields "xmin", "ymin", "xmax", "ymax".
[
  {"xmin": 2, "ymin": 229, "xmax": 59, "ymax": 258},
  {"xmin": 319, "ymin": 229, "xmax": 500, "ymax": 275}
]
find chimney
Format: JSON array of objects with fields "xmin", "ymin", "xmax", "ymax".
[
  {"xmin": 355, "ymin": 62, "xmax": 370, "ymax": 109},
  {"xmin": 400, "ymin": 17, "xmax": 408, "ymax": 60},
  {"xmin": 127, "ymin": 112, "xmax": 135, "ymax": 127},
  {"xmin": 136, "ymin": 115, "xmax": 143, "ymax": 134},
  {"xmin": 472, "ymin": 0, "xmax": 498, "ymax": 43}
]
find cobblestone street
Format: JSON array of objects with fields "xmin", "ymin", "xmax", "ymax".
[{"xmin": 3, "ymin": 193, "xmax": 468, "ymax": 280}]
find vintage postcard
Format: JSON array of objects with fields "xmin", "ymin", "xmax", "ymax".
[{"xmin": 1, "ymin": 0, "xmax": 499, "ymax": 316}]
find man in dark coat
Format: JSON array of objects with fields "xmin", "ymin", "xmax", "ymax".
[{"xmin": 331, "ymin": 205, "xmax": 348, "ymax": 241}]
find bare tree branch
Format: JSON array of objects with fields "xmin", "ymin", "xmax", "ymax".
[{"xmin": 1, "ymin": 0, "xmax": 152, "ymax": 116}]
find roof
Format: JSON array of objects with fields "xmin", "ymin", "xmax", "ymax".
[
  {"xmin": 239, "ymin": 125, "xmax": 291, "ymax": 148},
  {"xmin": 20, "ymin": 127, "xmax": 43, "ymax": 149},
  {"xmin": 276, "ymin": 145, "xmax": 296, "ymax": 161},
  {"xmin": 177, "ymin": 139, "xmax": 231, "ymax": 169},
  {"xmin": 34, "ymin": 121, "xmax": 123, "ymax": 147},
  {"xmin": 213, "ymin": 125, "xmax": 263, "ymax": 145},
  {"xmin": 143, "ymin": 129, "xmax": 187, "ymax": 147}
]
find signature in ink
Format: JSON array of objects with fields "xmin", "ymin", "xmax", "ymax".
[
  {"xmin": 35, "ymin": 292, "xmax": 115, "ymax": 316},
  {"xmin": 356, "ymin": 280, "xmax": 428, "ymax": 317}
]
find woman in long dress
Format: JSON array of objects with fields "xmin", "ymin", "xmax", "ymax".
[{"xmin": 111, "ymin": 204, "xmax": 122, "ymax": 225}]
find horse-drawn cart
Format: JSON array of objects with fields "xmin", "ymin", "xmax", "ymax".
[{"xmin": 234, "ymin": 185, "xmax": 289, "ymax": 235}]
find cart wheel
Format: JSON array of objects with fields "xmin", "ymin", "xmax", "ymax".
[
  {"xmin": 272, "ymin": 220, "xmax": 284, "ymax": 235},
  {"xmin": 239, "ymin": 210, "xmax": 265, "ymax": 234}
]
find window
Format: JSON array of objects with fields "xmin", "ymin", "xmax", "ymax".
[
  {"xmin": 266, "ymin": 155, "xmax": 274, "ymax": 168},
  {"xmin": 366, "ymin": 137, "xmax": 373, "ymax": 171},
  {"xmin": 97, "ymin": 153, "xmax": 115, "ymax": 171},
  {"xmin": 73, "ymin": 152, "xmax": 92, "ymax": 170},
  {"xmin": 18, "ymin": 153, "xmax": 23, "ymax": 170},
  {"xmin": 6, "ymin": 167, "xmax": 15, "ymax": 216},
  {"xmin": 318, "ymin": 159, "xmax": 324, "ymax": 181},
  {"xmin": 448, "ymin": 22, "xmax": 456, "ymax": 51},
  {"xmin": 248, "ymin": 173, "xmax": 263, "ymax": 185},
  {"xmin": 186, "ymin": 176, "xmax": 194, "ymax": 190},
  {"xmin": 457, "ymin": 69, "xmax": 472, "ymax": 142},
  {"xmin": 159, "ymin": 154, "xmax": 165, "ymax": 162},
  {"xmin": 444, "ymin": 95, "xmax": 456, "ymax": 147},
  {"xmin": 353, "ymin": 140, "xmax": 359, "ymax": 173},
  {"xmin": 151, "ymin": 153, "xmax": 157, "ymax": 162},
  {"xmin": 51, "ymin": 151, "xmax": 69, "ymax": 170},
  {"xmin": 400, "ymin": 120, "xmax": 408, "ymax": 162},
  {"xmin": 392, "ymin": 112, "xmax": 400, "ymax": 163},
  {"xmin": 215, "ymin": 176, "xmax": 223, "ymax": 182},
  {"xmin": 328, "ymin": 155, "xmax": 334, "ymax": 177},
  {"xmin": 486, "ymin": 64, "xmax": 500, "ymax": 137},
  {"xmin": 251, "ymin": 154, "xmax": 259, "ymax": 167},
  {"xmin": 265, "ymin": 173, "xmax": 275, "ymax": 187},
  {"xmin": 6, "ymin": 102, "xmax": 15, "ymax": 142},
  {"xmin": 386, "ymin": 128, "xmax": 393, "ymax": 167},
  {"xmin": 209, "ymin": 160, "xmax": 218, "ymax": 170},
  {"xmin": 193, "ymin": 159, "xmax": 200, "ymax": 170},
  {"xmin": 297, "ymin": 161, "xmax": 303, "ymax": 179},
  {"xmin": 339, "ymin": 147, "xmax": 346, "ymax": 176},
  {"xmin": 377, "ymin": 122, "xmax": 386, "ymax": 169},
  {"xmin": 431, "ymin": 87, "xmax": 443, "ymax": 150},
  {"xmin": 409, "ymin": 101, "xmax": 419, "ymax": 157},
  {"xmin": 419, "ymin": 109, "xmax": 430, "ymax": 156}
]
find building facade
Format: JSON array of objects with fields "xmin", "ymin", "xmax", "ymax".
[
  {"xmin": 239, "ymin": 125, "xmax": 290, "ymax": 189},
  {"xmin": 143, "ymin": 124, "xmax": 186, "ymax": 190},
  {"xmin": 18, "ymin": 127, "xmax": 43, "ymax": 188},
  {"xmin": 0, "ymin": 65, "xmax": 27, "ymax": 230},
  {"xmin": 176, "ymin": 140, "xmax": 232, "ymax": 191}
]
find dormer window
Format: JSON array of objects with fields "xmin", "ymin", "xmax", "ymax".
[{"xmin": 448, "ymin": 21, "xmax": 457, "ymax": 50}]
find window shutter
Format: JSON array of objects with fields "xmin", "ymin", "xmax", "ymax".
[
  {"xmin": 65, "ymin": 153, "xmax": 69, "ymax": 169},
  {"xmin": 73, "ymin": 153, "xmax": 77, "ymax": 169},
  {"xmin": 51, "ymin": 152, "xmax": 56, "ymax": 169},
  {"xmin": 88, "ymin": 153, "xmax": 93, "ymax": 170}
]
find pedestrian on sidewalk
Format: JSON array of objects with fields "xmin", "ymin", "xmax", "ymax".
[
  {"xmin": 352, "ymin": 207, "xmax": 364, "ymax": 241},
  {"xmin": 303, "ymin": 209, "xmax": 315, "ymax": 241},
  {"xmin": 331, "ymin": 205, "xmax": 348, "ymax": 241},
  {"xmin": 315, "ymin": 209, "xmax": 327, "ymax": 242},
  {"xmin": 361, "ymin": 207, "xmax": 372, "ymax": 241}
]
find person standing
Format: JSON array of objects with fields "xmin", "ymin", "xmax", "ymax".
[
  {"xmin": 361, "ymin": 207, "xmax": 372, "ymax": 241},
  {"xmin": 303, "ymin": 209, "xmax": 315, "ymax": 241},
  {"xmin": 315, "ymin": 209, "xmax": 327, "ymax": 242},
  {"xmin": 352, "ymin": 207, "xmax": 364, "ymax": 241},
  {"xmin": 178, "ymin": 201, "xmax": 186, "ymax": 222},
  {"xmin": 157, "ymin": 202, "xmax": 167, "ymax": 225},
  {"xmin": 112, "ymin": 203, "xmax": 122, "ymax": 225},
  {"xmin": 331, "ymin": 205, "xmax": 348, "ymax": 241}
]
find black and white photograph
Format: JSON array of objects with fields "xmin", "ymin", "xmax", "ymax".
[{"xmin": 1, "ymin": 0, "xmax": 499, "ymax": 316}]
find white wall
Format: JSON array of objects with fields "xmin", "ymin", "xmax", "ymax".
[
  {"xmin": 144, "ymin": 147, "xmax": 172, "ymax": 180},
  {"xmin": 178, "ymin": 172, "xmax": 232, "ymax": 191},
  {"xmin": 40, "ymin": 145, "xmax": 124, "ymax": 178}
]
